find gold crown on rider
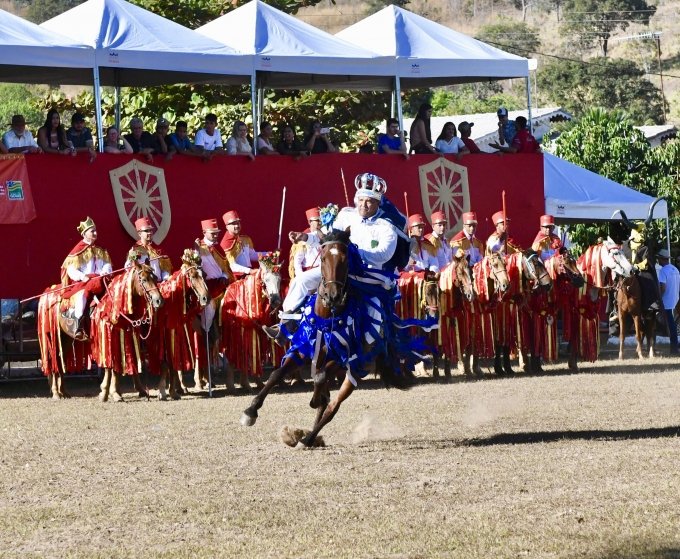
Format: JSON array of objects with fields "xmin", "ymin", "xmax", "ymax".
[
  {"xmin": 77, "ymin": 216, "xmax": 96, "ymax": 235},
  {"xmin": 354, "ymin": 172, "xmax": 387, "ymax": 201}
]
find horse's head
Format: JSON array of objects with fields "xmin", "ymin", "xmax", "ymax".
[
  {"xmin": 318, "ymin": 230, "xmax": 350, "ymax": 314},
  {"xmin": 603, "ymin": 238, "xmax": 633, "ymax": 278},
  {"xmin": 181, "ymin": 249, "xmax": 209, "ymax": 308},
  {"xmin": 130, "ymin": 259, "xmax": 163, "ymax": 309},
  {"xmin": 522, "ymin": 250, "xmax": 552, "ymax": 292},
  {"xmin": 258, "ymin": 254, "xmax": 283, "ymax": 311},
  {"xmin": 487, "ymin": 252, "xmax": 510, "ymax": 294},
  {"xmin": 557, "ymin": 249, "xmax": 584, "ymax": 287},
  {"xmin": 421, "ymin": 270, "xmax": 440, "ymax": 319},
  {"xmin": 452, "ymin": 250, "xmax": 474, "ymax": 302}
]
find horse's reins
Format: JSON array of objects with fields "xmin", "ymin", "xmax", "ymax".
[
  {"xmin": 319, "ymin": 241, "xmax": 349, "ymax": 310},
  {"xmin": 105, "ymin": 266, "xmax": 159, "ymax": 340}
]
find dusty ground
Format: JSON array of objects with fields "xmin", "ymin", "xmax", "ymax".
[{"xmin": 1, "ymin": 356, "xmax": 680, "ymax": 559}]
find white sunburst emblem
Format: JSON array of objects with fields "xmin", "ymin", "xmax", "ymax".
[
  {"xmin": 109, "ymin": 159, "xmax": 171, "ymax": 244},
  {"xmin": 418, "ymin": 158, "xmax": 470, "ymax": 237}
]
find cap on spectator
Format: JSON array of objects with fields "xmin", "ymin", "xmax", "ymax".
[
  {"xmin": 222, "ymin": 210, "xmax": 240, "ymax": 225},
  {"xmin": 135, "ymin": 217, "xmax": 154, "ymax": 232},
  {"xmin": 497, "ymin": 107, "xmax": 508, "ymax": 117},
  {"xmin": 458, "ymin": 121, "xmax": 474, "ymax": 132},
  {"xmin": 431, "ymin": 211, "xmax": 447, "ymax": 224},
  {"xmin": 462, "ymin": 212, "xmax": 478, "ymax": 225},
  {"xmin": 657, "ymin": 248, "xmax": 670, "ymax": 260},
  {"xmin": 492, "ymin": 211, "xmax": 509, "ymax": 225},
  {"xmin": 540, "ymin": 214, "xmax": 555, "ymax": 227},
  {"xmin": 156, "ymin": 118, "xmax": 170, "ymax": 128},
  {"xmin": 305, "ymin": 207, "xmax": 321, "ymax": 222},
  {"xmin": 10, "ymin": 115, "xmax": 25, "ymax": 126},
  {"xmin": 201, "ymin": 218, "xmax": 220, "ymax": 233},
  {"xmin": 408, "ymin": 214, "xmax": 426, "ymax": 229}
]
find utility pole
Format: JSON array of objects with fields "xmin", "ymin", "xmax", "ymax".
[{"xmin": 609, "ymin": 31, "xmax": 666, "ymax": 124}]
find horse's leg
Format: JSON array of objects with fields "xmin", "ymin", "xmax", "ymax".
[
  {"xmin": 112, "ymin": 371, "xmax": 124, "ymax": 402},
  {"xmin": 158, "ymin": 363, "xmax": 169, "ymax": 401},
  {"xmin": 99, "ymin": 368, "xmax": 111, "ymax": 402},
  {"xmin": 632, "ymin": 314, "xmax": 644, "ymax": 360},
  {"xmin": 48, "ymin": 373, "xmax": 60, "ymax": 400},
  {"xmin": 240, "ymin": 357, "xmax": 300, "ymax": 426},
  {"xmin": 56, "ymin": 372, "xmax": 70, "ymax": 398},
  {"xmin": 647, "ymin": 315, "xmax": 656, "ymax": 358},
  {"xmin": 169, "ymin": 368, "xmax": 182, "ymax": 400},
  {"xmin": 618, "ymin": 312, "xmax": 626, "ymax": 360},
  {"xmin": 132, "ymin": 372, "xmax": 149, "ymax": 399},
  {"xmin": 299, "ymin": 372, "xmax": 355, "ymax": 448}
]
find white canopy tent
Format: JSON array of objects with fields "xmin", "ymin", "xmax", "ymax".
[
  {"xmin": 544, "ymin": 152, "xmax": 670, "ymax": 250},
  {"xmin": 336, "ymin": 5, "xmax": 531, "ymax": 129},
  {"xmin": 0, "ymin": 8, "xmax": 93, "ymax": 84},
  {"xmin": 196, "ymin": 0, "xmax": 394, "ymax": 144},
  {"xmin": 41, "ymin": 0, "xmax": 252, "ymax": 149}
]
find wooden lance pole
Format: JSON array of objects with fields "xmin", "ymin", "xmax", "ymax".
[
  {"xmin": 340, "ymin": 168, "xmax": 350, "ymax": 207},
  {"xmin": 502, "ymin": 189, "xmax": 508, "ymax": 255},
  {"xmin": 277, "ymin": 186, "xmax": 287, "ymax": 252}
]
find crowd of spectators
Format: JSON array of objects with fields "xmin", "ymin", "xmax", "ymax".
[{"xmin": 2, "ymin": 105, "xmax": 542, "ymax": 159}]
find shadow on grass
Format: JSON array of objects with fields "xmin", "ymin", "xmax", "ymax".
[
  {"xmin": 598, "ymin": 548, "xmax": 680, "ymax": 559},
  {"xmin": 461, "ymin": 425, "xmax": 680, "ymax": 447}
]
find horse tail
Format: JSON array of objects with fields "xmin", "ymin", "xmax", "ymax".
[{"xmin": 375, "ymin": 352, "xmax": 413, "ymax": 391}]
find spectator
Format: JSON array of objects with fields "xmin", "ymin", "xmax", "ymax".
[
  {"xmin": 0, "ymin": 140, "xmax": 7, "ymax": 154},
  {"xmin": 434, "ymin": 121, "xmax": 469, "ymax": 156},
  {"xmin": 277, "ymin": 124, "xmax": 308, "ymax": 158},
  {"xmin": 195, "ymin": 113, "xmax": 225, "ymax": 155},
  {"xmin": 38, "ymin": 109, "xmax": 72, "ymax": 155},
  {"xmin": 458, "ymin": 121, "xmax": 482, "ymax": 154},
  {"xmin": 124, "ymin": 117, "xmax": 155, "ymax": 159},
  {"xmin": 3, "ymin": 115, "xmax": 41, "ymax": 154},
  {"xmin": 409, "ymin": 103, "xmax": 436, "ymax": 154},
  {"xmin": 225, "ymin": 120, "xmax": 254, "ymax": 159},
  {"xmin": 168, "ymin": 120, "xmax": 208, "ymax": 159},
  {"xmin": 103, "ymin": 126, "xmax": 133, "ymax": 154},
  {"xmin": 496, "ymin": 107, "xmax": 517, "ymax": 146},
  {"xmin": 357, "ymin": 142, "xmax": 374, "ymax": 154},
  {"xmin": 66, "ymin": 112, "xmax": 96, "ymax": 159},
  {"xmin": 256, "ymin": 121, "xmax": 279, "ymax": 155},
  {"xmin": 657, "ymin": 248, "xmax": 679, "ymax": 355},
  {"xmin": 303, "ymin": 120, "xmax": 337, "ymax": 154},
  {"xmin": 377, "ymin": 117, "xmax": 407, "ymax": 156},
  {"xmin": 150, "ymin": 118, "xmax": 170, "ymax": 156},
  {"xmin": 490, "ymin": 116, "xmax": 540, "ymax": 154}
]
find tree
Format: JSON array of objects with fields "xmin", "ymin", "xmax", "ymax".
[
  {"xmin": 537, "ymin": 57, "xmax": 664, "ymax": 123},
  {"xmin": 15, "ymin": 0, "xmax": 86, "ymax": 24},
  {"xmin": 364, "ymin": 0, "xmax": 409, "ymax": 16},
  {"xmin": 553, "ymin": 108, "xmax": 668, "ymax": 252},
  {"xmin": 559, "ymin": 0, "xmax": 656, "ymax": 57},
  {"xmin": 475, "ymin": 19, "xmax": 541, "ymax": 58}
]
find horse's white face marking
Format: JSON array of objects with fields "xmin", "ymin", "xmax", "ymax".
[{"xmin": 329, "ymin": 247, "xmax": 339, "ymax": 256}]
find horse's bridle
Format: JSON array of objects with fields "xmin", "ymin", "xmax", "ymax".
[
  {"xmin": 319, "ymin": 240, "xmax": 349, "ymax": 310},
  {"xmin": 524, "ymin": 252, "xmax": 551, "ymax": 290},
  {"xmin": 487, "ymin": 254, "xmax": 509, "ymax": 293},
  {"xmin": 421, "ymin": 279, "xmax": 439, "ymax": 314}
]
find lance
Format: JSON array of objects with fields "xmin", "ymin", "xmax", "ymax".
[
  {"xmin": 277, "ymin": 185, "xmax": 287, "ymax": 252},
  {"xmin": 404, "ymin": 191, "xmax": 410, "ymax": 218},
  {"xmin": 340, "ymin": 168, "xmax": 350, "ymax": 207},
  {"xmin": 502, "ymin": 189, "xmax": 508, "ymax": 255}
]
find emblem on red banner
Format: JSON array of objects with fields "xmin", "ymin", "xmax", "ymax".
[
  {"xmin": 418, "ymin": 158, "xmax": 470, "ymax": 237},
  {"xmin": 109, "ymin": 159, "xmax": 171, "ymax": 244}
]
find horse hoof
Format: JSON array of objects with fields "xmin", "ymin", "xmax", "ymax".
[
  {"xmin": 98, "ymin": 392, "xmax": 108, "ymax": 403},
  {"xmin": 158, "ymin": 393, "xmax": 167, "ymax": 401},
  {"xmin": 240, "ymin": 413, "xmax": 256, "ymax": 427},
  {"xmin": 112, "ymin": 393, "xmax": 124, "ymax": 403},
  {"xmin": 295, "ymin": 441, "xmax": 311, "ymax": 450},
  {"xmin": 52, "ymin": 393, "xmax": 61, "ymax": 401},
  {"xmin": 138, "ymin": 390, "xmax": 150, "ymax": 399}
]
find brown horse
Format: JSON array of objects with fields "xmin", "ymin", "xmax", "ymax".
[
  {"xmin": 241, "ymin": 230, "xmax": 410, "ymax": 448},
  {"xmin": 616, "ymin": 274, "xmax": 657, "ymax": 359},
  {"xmin": 155, "ymin": 249, "xmax": 210, "ymax": 401},
  {"xmin": 91, "ymin": 259, "xmax": 163, "ymax": 402}
]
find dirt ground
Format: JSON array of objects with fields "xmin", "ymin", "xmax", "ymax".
[{"xmin": 1, "ymin": 357, "xmax": 680, "ymax": 559}]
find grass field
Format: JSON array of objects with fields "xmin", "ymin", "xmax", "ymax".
[{"xmin": 1, "ymin": 357, "xmax": 680, "ymax": 558}]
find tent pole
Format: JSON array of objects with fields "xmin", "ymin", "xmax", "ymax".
[
  {"xmin": 114, "ymin": 85, "xmax": 121, "ymax": 131},
  {"xmin": 93, "ymin": 66, "xmax": 104, "ymax": 153},
  {"xmin": 250, "ymin": 72, "xmax": 257, "ymax": 155},
  {"xmin": 666, "ymin": 217, "xmax": 671, "ymax": 254},
  {"xmin": 395, "ymin": 76, "xmax": 403, "ymax": 132},
  {"xmin": 390, "ymin": 88, "xmax": 395, "ymax": 118},
  {"xmin": 525, "ymin": 76, "xmax": 533, "ymax": 134}
]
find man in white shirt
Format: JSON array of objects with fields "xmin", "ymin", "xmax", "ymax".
[
  {"xmin": 264, "ymin": 173, "xmax": 399, "ymax": 342},
  {"xmin": 219, "ymin": 210, "xmax": 259, "ymax": 277},
  {"xmin": 194, "ymin": 113, "xmax": 224, "ymax": 154},
  {"xmin": 404, "ymin": 214, "xmax": 439, "ymax": 273},
  {"xmin": 2, "ymin": 115, "xmax": 41, "ymax": 154},
  {"xmin": 425, "ymin": 211, "xmax": 452, "ymax": 270},
  {"xmin": 196, "ymin": 218, "xmax": 232, "ymax": 332},
  {"xmin": 291, "ymin": 207, "xmax": 322, "ymax": 278},
  {"xmin": 657, "ymin": 248, "xmax": 679, "ymax": 355}
]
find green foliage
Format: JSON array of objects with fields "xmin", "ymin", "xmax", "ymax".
[
  {"xmin": 537, "ymin": 57, "xmax": 664, "ymax": 123},
  {"xmin": 475, "ymin": 19, "xmax": 541, "ymax": 57},
  {"xmin": 0, "ymin": 84, "xmax": 47, "ymax": 133},
  {"xmin": 364, "ymin": 0, "xmax": 409, "ymax": 16},
  {"xmin": 15, "ymin": 0, "xmax": 86, "ymax": 23},
  {"xmin": 428, "ymin": 83, "xmax": 523, "ymax": 116},
  {"xmin": 559, "ymin": 0, "xmax": 656, "ymax": 57},
  {"xmin": 553, "ymin": 108, "xmax": 674, "ymax": 253}
]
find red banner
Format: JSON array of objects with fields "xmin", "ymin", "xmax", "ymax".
[
  {"xmin": 0, "ymin": 154, "xmax": 36, "ymax": 225},
  {"xmin": 1, "ymin": 152, "xmax": 544, "ymax": 298}
]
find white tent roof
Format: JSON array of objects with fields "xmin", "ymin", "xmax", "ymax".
[
  {"xmin": 544, "ymin": 152, "xmax": 668, "ymax": 221},
  {"xmin": 0, "ymin": 8, "xmax": 93, "ymax": 84},
  {"xmin": 336, "ymin": 5, "xmax": 529, "ymax": 88},
  {"xmin": 196, "ymin": 0, "xmax": 394, "ymax": 90},
  {"xmin": 41, "ymin": 0, "xmax": 251, "ymax": 86}
]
